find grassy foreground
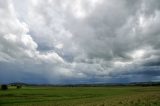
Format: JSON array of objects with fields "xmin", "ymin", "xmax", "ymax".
[{"xmin": 0, "ymin": 86, "xmax": 160, "ymax": 106}]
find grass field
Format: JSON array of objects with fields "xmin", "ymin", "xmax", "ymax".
[{"xmin": 0, "ymin": 86, "xmax": 160, "ymax": 106}]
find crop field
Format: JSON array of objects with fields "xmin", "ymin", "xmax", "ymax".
[{"xmin": 0, "ymin": 86, "xmax": 160, "ymax": 106}]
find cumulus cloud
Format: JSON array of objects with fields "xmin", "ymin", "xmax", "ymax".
[
  {"xmin": 0, "ymin": 0, "xmax": 160, "ymax": 84},
  {"xmin": 0, "ymin": 0, "xmax": 68, "ymax": 83}
]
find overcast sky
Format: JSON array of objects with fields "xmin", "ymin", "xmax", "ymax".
[{"xmin": 0, "ymin": 0, "xmax": 160, "ymax": 84}]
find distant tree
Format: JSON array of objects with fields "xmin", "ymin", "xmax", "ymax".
[
  {"xmin": 1, "ymin": 84, "xmax": 8, "ymax": 90},
  {"xmin": 16, "ymin": 85, "xmax": 22, "ymax": 89}
]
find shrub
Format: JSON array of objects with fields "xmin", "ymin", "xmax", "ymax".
[
  {"xmin": 1, "ymin": 84, "xmax": 8, "ymax": 90},
  {"xmin": 16, "ymin": 85, "xmax": 22, "ymax": 89}
]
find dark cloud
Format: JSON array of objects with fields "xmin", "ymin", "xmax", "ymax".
[{"xmin": 0, "ymin": 0, "xmax": 160, "ymax": 84}]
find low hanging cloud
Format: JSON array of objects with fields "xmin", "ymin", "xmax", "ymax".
[{"xmin": 0, "ymin": 0, "xmax": 160, "ymax": 84}]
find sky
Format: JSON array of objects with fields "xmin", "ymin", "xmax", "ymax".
[{"xmin": 0, "ymin": 0, "xmax": 160, "ymax": 84}]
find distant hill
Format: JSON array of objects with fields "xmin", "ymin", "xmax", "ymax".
[{"xmin": 7, "ymin": 81, "xmax": 160, "ymax": 87}]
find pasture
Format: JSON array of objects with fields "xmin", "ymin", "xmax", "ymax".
[{"xmin": 0, "ymin": 86, "xmax": 160, "ymax": 106}]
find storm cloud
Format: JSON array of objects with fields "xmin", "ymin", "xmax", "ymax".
[{"xmin": 0, "ymin": 0, "xmax": 160, "ymax": 84}]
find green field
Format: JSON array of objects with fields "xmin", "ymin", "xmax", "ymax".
[{"xmin": 0, "ymin": 86, "xmax": 160, "ymax": 106}]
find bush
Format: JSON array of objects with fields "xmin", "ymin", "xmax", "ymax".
[
  {"xmin": 1, "ymin": 84, "xmax": 8, "ymax": 90},
  {"xmin": 16, "ymin": 85, "xmax": 22, "ymax": 89}
]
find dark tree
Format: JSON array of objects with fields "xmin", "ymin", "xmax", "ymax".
[
  {"xmin": 16, "ymin": 85, "xmax": 22, "ymax": 89},
  {"xmin": 1, "ymin": 84, "xmax": 8, "ymax": 90}
]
